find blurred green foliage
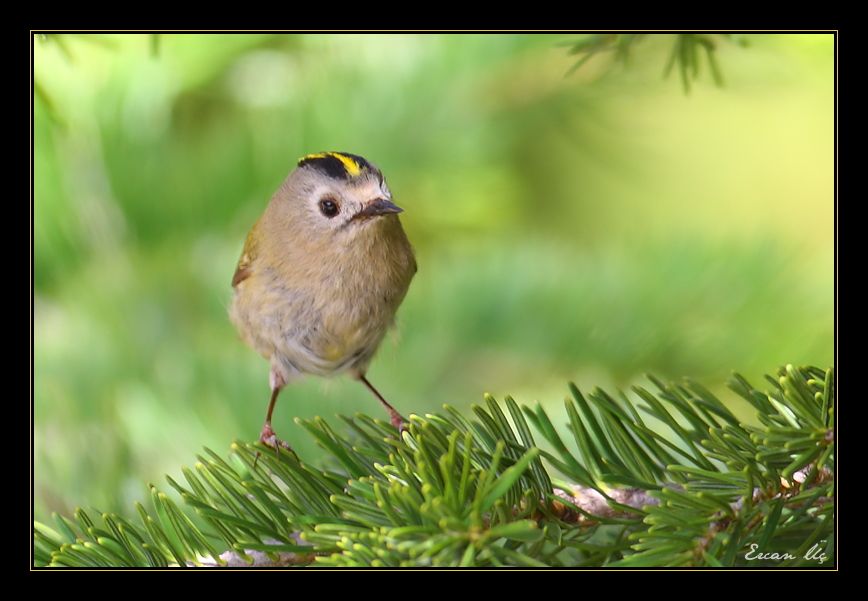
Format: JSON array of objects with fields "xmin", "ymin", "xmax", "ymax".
[{"xmin": 34, "ymin": 34, "xmax": 833, "ymax": 521}]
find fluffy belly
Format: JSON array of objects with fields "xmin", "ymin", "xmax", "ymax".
[{"xmin": 230, "ymin": 282, "xmax": 388, "ymax": 380}]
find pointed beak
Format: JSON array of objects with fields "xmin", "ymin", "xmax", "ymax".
[{"xmin": 353, "ymin": 198, "xmax": 403, "ymax": 220}]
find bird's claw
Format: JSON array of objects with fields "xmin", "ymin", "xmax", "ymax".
[
  {"xmin": 259, "ymin": 423, "xmax": 292, "ymax": 449},
  {"xmin": 390, "ymin": 412, "xmax": 408, "ymax": 433},
  {"xmin": 253, "ymin": 423, "xmax": 294, "ymax": 468}
]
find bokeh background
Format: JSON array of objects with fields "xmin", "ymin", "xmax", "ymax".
[{"xmin": 34, "ymin": 33, "xmax": 833, "ymax": 521}]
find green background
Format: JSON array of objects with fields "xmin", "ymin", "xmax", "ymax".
[{"xmin": 34, "ymin": 33, "xmax": 833, "ymax": 521}]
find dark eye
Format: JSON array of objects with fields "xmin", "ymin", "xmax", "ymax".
[{"xmin": 319, "ymin": 198, "xmax": 339, "ymax": 218}]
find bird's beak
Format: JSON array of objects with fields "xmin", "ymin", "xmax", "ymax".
[{"xmin": 354, "ymin": 198, "xmax": 403, "ymax": 220}]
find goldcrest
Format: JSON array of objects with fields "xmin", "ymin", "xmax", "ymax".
[{"xmin": 230, "ymin": 152, "xmax": 417, "ymax": 449}]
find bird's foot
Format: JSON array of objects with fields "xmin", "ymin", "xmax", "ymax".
[
  {"xmin": 389, "ymin": 410, "xmax": 409, "ymax": 433},
  {"xmin": 259, "ymin": 422, "xmax": 293, "ymax": 451},
  {"xmin": 253, "ymin": 424, "xmax": 296, "ymax": 469}
]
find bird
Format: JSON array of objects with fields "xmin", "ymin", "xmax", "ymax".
[{"xmin": 229, "ymin": 151, "xmax": 417, "ymax": 450}]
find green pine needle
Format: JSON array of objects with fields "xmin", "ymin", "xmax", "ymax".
[{"xmin": 34, "ymin": 365, "xmax": 834, "ymax": 568}]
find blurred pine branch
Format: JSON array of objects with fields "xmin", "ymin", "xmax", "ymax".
[
  {"xmin": 34, "ymin": 364, "xmax": 834, "ymax": 568},
  {"xmin": 561, "ymin": 33, "xmax": 748, "ymax": 92},
  {"xmin": 34, "ymin": 32, "xmax": 749, "ymax": 127}
]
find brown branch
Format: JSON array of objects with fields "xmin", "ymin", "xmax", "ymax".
[
  {"xmin": 186, "ymin": 536, "xmax": 317, "ymax": 568},
  {"xmin": 549, "ymin": 485, "xmax": 659, "ymax": 524}
]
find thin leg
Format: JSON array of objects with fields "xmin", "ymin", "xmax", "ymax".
[
  {"xmin": 258, "ymin": 368, "xmax": 292, "ymax": 452},
  {"xmin": 264, "ymin": 385, "xmax": 280, "ymax": 424},
  {"xmin": 358, "ymin": 374, "xmax": 407, "ymax": 431},
  {"xmin": 259, "ymin": 389, "xmax": 291, "ymax": 449}
]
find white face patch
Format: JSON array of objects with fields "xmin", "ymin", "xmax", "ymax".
[
  {"xmin": 380, "ymin": 179, "xmax": 392, "ymax": 200},
  {"xmin": 310, "ymin": 183, "xmax": 338, "ymax": 203},
  {"xmin": 353, "ymin": 178, "xmax": 392, "ymax": 205}
]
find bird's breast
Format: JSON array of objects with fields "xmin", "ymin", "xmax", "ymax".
[{"xmin": 251, "ymin": 227, "xmax": 415, "ymax": 377}]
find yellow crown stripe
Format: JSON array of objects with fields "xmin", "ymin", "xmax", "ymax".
[
  {"xmin": 299, "ymin": 152, "xmax": 364, "ymax": 178},
  {"xmin": 300, "ymin": 152, "xmax": 329, "ymax": 161},
  {"xmin": 327, "ymin": 152, "xmax": 362, "ymax": 177}
]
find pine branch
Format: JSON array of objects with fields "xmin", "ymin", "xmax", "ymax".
[
  {"xmin": 560, "ymin": 33, "xmax": 748, "ymax": 92},
  {"xmin": 34, "ymin": 364, "xmax": 834, "ymax": 568}
]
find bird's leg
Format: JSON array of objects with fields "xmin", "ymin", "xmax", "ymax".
[
  {"xmin": 358, "ymin": 374, "xmax": 407, "ymax": 432},
  {"xmin": 259, "ymin": 368, "xmax": 292, "ymax": 452}
]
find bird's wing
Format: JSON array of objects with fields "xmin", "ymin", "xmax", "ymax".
[{"xmin": 232, "ymin": 226, "xmax": 258, "ymax": 288}]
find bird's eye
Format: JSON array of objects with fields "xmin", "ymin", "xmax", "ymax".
[{"xmin": 319, "ymin": 198, "xmax": 340, "ymax": 218}]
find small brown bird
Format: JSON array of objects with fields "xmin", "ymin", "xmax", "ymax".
[{"xmin": 230, "ymin": 152, "xmax": 417, "ymax": 449}]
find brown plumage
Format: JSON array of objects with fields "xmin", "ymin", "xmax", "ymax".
[{"xmin": 230, "ymin": 152, "xmax": 416, "ymax": 450}]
